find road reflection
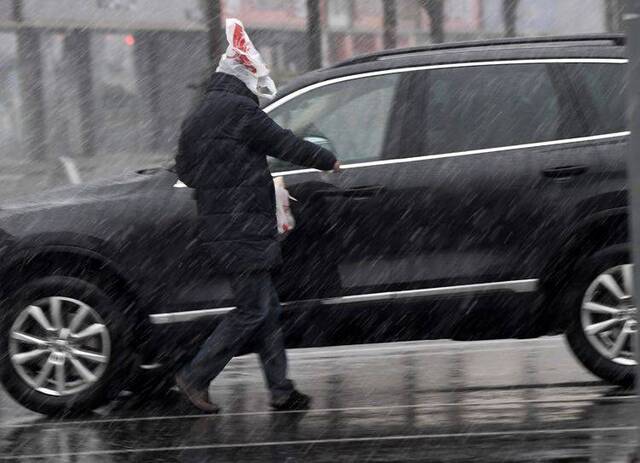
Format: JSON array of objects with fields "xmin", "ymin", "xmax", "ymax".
[{"xmin": 0, "ymin": 338, "xmax": 636, "ymax": 462}]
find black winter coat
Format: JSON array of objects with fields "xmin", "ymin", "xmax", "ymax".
[{"xmin": 176, "ymin": 72, "xmax": 337, "ymax": 272}]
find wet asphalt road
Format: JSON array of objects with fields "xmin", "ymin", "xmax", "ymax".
[{"xmin": 0, "ymin": 336, "xmax": 638, "ymax": 462}]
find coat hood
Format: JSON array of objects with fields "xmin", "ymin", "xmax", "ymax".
[{"xmin": 204, "ymin": 72, "xmax": 259, "ymax": 104}]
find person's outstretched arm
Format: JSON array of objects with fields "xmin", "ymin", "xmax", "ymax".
[{"xmin": 245, "ymin": 104, "xmax": 338, "ymax": 171}]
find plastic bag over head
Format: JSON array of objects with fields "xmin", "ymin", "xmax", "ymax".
[{"xmin": 216, "ymin": 18, "xmax": 277, "ymax": 101}]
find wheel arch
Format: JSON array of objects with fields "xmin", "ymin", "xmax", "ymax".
[
  {"xmin": 539, "ymin": 207, "xmax": 629, "ymax": 329},
  {"xmin": 0, "ymin": 234, "xmax": 142, "ymax": 324}
]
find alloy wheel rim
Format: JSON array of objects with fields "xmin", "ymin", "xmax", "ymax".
[
  {"xmin": 9, "ymin": 297, "xmax": 111, "ymax": 396},
  {"xmin": 581, "ymin": 264, "xmax": 636, "ymax": 366}
]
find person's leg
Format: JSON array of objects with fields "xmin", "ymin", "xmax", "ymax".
[
  {"xmin": 254, "ymin": 275, "xmax": 294, "ymax": 405},
  {"xmin": 180, "ymin": 271, "xmax": 272, "ymax": 391}
]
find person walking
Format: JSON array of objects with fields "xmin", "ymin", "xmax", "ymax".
[{"xmin": 174, "ymin": 20, "xmax": 339, "ymax": 413}]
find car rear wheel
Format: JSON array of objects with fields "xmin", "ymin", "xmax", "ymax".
[
  {"xmin": 565, "ymin": 248, "xmax": 636, "ymax": 386},
  {"xmin": 0, "ymin": 276, "xmax": 132, "ymax": 415}
]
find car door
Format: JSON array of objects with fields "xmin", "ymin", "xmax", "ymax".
[
  {"xmin": 394, "ymin": 61, "xmax": 587, "ymax": 291},
  {"xmin": 267, "ymin": 71, "xmax": 421, "ymax": 299},
  {"xmin": 547, "ymin": 60, "xmax": 628, "ymax": 236}
]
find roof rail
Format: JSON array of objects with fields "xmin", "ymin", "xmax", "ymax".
[{"xmin": 332, "ymin": 34, "xmax": 625, "ymax": 68}]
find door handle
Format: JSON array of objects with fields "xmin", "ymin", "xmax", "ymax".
[{"xmin": 542, "ymin": 165, "xmax": 589, "ymax": 179}]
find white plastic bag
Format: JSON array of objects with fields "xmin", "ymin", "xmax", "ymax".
[
  {"xmin": 216, "ymin": 18, "xmax": 277, "ymax": 101},
  {"xmin": 274, "ymin": 177, "xmax": 295, "ymax": 235}
]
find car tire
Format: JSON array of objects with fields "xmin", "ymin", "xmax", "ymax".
[
  {"xmin": 564, "ymin": 247, "xmax": 635, "ymax": 387},
  {"xmin": 0, "ymin": 276, "xmax": 132, "ymax": 415}
]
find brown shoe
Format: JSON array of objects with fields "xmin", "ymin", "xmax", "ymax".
[{"xmin": 175, "ymin": 373, "xmax": 220, "ymax": 413}]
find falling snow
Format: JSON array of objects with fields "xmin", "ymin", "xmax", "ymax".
[{"xmin": 0, "ymin": 1, "xmax": 636, "ymax": 462}]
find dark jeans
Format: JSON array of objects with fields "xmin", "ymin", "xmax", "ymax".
[{"xmin": 180, "ymin": 270, "xmax": 294, "ymax": 404}]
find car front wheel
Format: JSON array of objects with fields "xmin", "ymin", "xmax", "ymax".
[
  {"xmin": 0, "ymin": 276, "xmax": 132, "ymax": 415},
  {"xmin": 565, "ymin": 248, "xmax": 636, "ymax": 386}
]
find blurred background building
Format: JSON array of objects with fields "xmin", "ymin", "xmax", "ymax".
[{"xmin": 0, "ymin": 0, "xmax": 624, "ymax": 196}]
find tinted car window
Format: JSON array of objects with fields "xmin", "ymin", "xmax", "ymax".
[
  {"xmin": 269, "ymin": 74, "xmax": 400, "ymax": 167},
  {"xmin": 424, "ymin": 64, "xmax": 568, "ymax": 154},
  {"xmin": 562, "ymin": 63, "xmax": 626, "ymax": 135}
]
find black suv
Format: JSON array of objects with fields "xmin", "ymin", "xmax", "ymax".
[{"xmin": 0, "ymin": 35, "xmax": 633, "ymax": 415}]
